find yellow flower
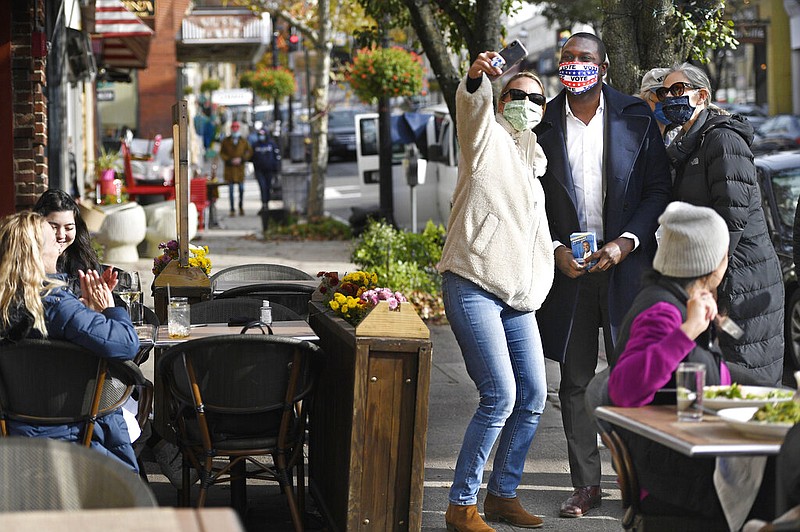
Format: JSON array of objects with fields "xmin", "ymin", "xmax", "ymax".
[{"xmin": 329, "ymin": 300, "xmax": 340, "ymax": 311}]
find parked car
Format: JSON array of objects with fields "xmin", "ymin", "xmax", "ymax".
[
  {"xmin": 755, "ymin": 149, "xmax": 800, "ymax": 369},
  {"xmin": 752, "ymin": 114, "xmax": 800, "ymax": 155},
  {"xmin": 717, "ymin": 102, "xmax": 768, "ymax": 131},
  {"xmin": 328, "ymin": 108, "xmax": 369, "ymax": 160}
]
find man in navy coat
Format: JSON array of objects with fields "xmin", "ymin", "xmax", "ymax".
[{"xmin": 534, "ymin": 33, "xmax": 671, "ymax": 518}]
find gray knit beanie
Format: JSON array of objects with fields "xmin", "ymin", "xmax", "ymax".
[{"xmin": 653, "ymin": 202, "xmax": 729, "ymax": 277}]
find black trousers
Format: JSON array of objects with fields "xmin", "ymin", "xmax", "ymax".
[{"xmin": 558, "ymin": 269, "xmax": 613, "ymax": 488}]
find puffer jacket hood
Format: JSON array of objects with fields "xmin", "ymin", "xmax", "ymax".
[{"xmin": 667, "ymin": 110, "xmax": 754, "ymax": 169}]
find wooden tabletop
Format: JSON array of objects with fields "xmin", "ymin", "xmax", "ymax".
[
  {"xmin": 154, "ymin": 320, "xmax": 318, "ymax": 347},
  {"xmin": 0, "ymin": 507, "xmax": 244, "ymax": 531},
  {"xmin": 594, "ymin": 404, "xmax": 784, "ymax": 457}
]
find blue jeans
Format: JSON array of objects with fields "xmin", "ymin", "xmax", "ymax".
[
  {"xmin": 443, "ymin": 272, "xmax": 547, "ymax": 505},
  {"xmin": 228, "ymin": 182, "xmax": 244, "ymax": 212}
]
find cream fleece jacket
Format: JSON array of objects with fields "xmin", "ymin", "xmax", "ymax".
[{"xmin": 438, "ymin": 75, "xmax": 554, "ymax": 311}]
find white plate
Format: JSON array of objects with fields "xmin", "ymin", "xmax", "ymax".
[
  {"xmin": 716, "ymin": 407, "xmax": 794, "ymax": 440},
  {"xmin": 703, "ymin": 385, "xmax": 794, "ymax": 410}
]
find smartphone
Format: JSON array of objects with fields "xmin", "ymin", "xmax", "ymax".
[{"xmin": 497, "ymin": 40, "xmax": 528, "ymax": 73}]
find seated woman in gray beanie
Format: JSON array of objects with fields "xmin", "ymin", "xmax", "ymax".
[{"xmin": 607, "ymin": 201, "xmax": 732, "ymax": 520}]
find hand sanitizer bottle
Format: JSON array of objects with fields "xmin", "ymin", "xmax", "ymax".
[{"xmin": 260, "ymin": 300, "xmax": 273, "ymax": 326}]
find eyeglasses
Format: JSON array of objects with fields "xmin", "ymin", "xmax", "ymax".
[
  {"xmin": 502, "ymin": 89, "xmax": 546, "ymax": 106},
  {"xmin": 655, "ymin": 82, "xmax": 696, "ymax": 102}
]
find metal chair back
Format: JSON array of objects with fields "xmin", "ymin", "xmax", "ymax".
[
  {"xmin": 0, "ymin": 437, "xmax": 156, "ymax": 511},
  {"xmin": 0, "ymin": 339, "xmax": 145, "ymax": 446},
  {"xmin": 214, "ymin": 281, "xmax": 314, "ymax": 319},
  {"xmin": 158, "ymin": 334, "xmax": 321, "ymax": 530},
  {"xmin": 190, "ymin": 298, "xmax": 302, "ymax": 324}
]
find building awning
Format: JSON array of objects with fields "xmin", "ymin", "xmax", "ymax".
[
  {"xmin": 91, "ymin": 0, "xmax": 154, "ymax": 69},
  {"xmin": 177, "ymin": 10, "xmax": 270, "ymax": 64}
]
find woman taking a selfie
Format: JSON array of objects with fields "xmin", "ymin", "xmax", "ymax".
[{"xmin": 437, "ymin": 51, "xmax": 553, "ymax": 531}]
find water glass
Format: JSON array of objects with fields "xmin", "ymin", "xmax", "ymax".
[
  {"xmin": 167, "ymin": 297, "xmax": 190, "ymax": 339},
  {"xmin": 676, "ymin": 362, "xmax": 706, "ymax": 422},
  {"xmin": 120, "ymin": 290, "xmax": 143, "ymax": 325}
]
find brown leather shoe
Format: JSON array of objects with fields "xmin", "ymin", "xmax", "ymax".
[
  {"xmin": 484, "ymin": 493, "xmax": 543, "ymax": 528},
  {"xmin": 559, "ymin": 486, "xmax": 602, "ymax": 517},
  {"xmin": 445, "ymin": 503, "xmax": 496, "ymax": 532}
]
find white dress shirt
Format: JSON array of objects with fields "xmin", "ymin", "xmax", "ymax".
[
  {"xmin": 552, "ymin": 92, "xmax": 639, "ymax": 252},
  {"xmin": 566, "ymin": 93, "xmax": 605, "ymax": 237}
]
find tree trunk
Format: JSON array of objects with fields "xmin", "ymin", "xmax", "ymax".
[
  {"xmin": 306, "ymin": 0, "xmax": 333, "ymax": 218},
  {"xmin": 402, "ymin": 0, "xmax": 461, "ymax": 121},
  {"xmin": 601, "ymin": 0, "xmax": 705, "ymax": 94},
  {"xmin": 402, "ymin": 0, "xmax": 504, "ymax": 129}
]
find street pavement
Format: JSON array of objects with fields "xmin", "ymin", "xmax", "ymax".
[{"xmin": 117, "ymin": 164, "xmax": 625, "ymax": 531}]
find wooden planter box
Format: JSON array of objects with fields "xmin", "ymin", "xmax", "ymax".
[{"xmin": 308, "ymin": 301, "xmax": 432, "ymax": 531}]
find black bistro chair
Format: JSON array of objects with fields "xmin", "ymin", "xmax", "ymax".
[
  {"xmin": 0, "ymin": 339, "xmax": 148, "ymax": 448},
  {"xmin": 190, "ymin": 298, "xmax": 302, "ymax": 324},
  {"xmin": 209, "ymin": 263, "xmax": 314, "ymax": 289},
  {"xmin": 0, "ymin": 437, "xmax": 156, "ymax": 511},
  {"xmin": 158, "ymin": 334, "xmax": 322, "ymax": 531},
  {"xmin": 214, "ymin": 282, "xmax": 315, "ymax": 320}
]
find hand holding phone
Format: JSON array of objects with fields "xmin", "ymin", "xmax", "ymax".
[{"xmin": 494, "ymin": 40, "xmax": 528, "ymax": 74}]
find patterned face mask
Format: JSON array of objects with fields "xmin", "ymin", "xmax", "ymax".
[
  {"xmin": 662, "ymin": 96, "xmax": 696, "ymax": 125},
  {"xmin": 502, "ymin": 100, "xmax": 543, "ymax": 132},
  {"xmin": 558, "ymin": 62, "xmax": 600, "ymax": 95}
]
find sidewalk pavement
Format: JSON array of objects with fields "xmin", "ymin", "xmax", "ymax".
[{"xmin": 116, "ymin": 188, "xmax": 625, "ymax": 531}]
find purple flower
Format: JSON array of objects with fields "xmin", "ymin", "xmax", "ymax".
[{"xmin": 387, "ymin": 297, "xmax": 399, "ymax": 310}]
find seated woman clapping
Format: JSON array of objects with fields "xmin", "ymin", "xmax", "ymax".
[
  {"xmin": 0, "ymin": 211, "xmax": 140, "ymax": 472},
  {"xmin": 608, "ymin": 201, "xmax": 731, "ymax": 518}
]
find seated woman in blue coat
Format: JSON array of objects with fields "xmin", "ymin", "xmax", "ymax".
[{"xmin": 0, "ymin": 211, "xmax": 140, "ymax": 471}]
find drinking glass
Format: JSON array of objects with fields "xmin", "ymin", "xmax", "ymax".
[
  {"xmin": 168, "ymin": 297, "xmax": 190, "ymax": 339},
  {"xmin": 118, "ymin": 271, "xmax": 143, "ymax": 325},
  {"xmin": 676, "ymin": 362, "xmax": 706, "ymax": 422}
]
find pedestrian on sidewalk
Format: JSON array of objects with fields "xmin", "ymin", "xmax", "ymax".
[
  {"xmin": 219, "ymin": 121, "xmax": 253, "ymax": 217},
  {"xmin": 251, "ymin": 128, "xmax": 282, "ymax": 215},
  {"xmin": 533, "ymin": 32, "xmax": 671, "ymax": 518},
  {"xmin": 437, "ymin": 51, "xmax": 553, "ymax": 531}
]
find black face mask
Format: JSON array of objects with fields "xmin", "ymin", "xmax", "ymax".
[{"xmin": 662, "ymin": 95, "xmax": 695, "ymax": 125}]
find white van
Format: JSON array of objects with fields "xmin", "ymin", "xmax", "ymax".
[{"xmin": 355, "ymin": 104, "xmax": 458, "ymax": 231}]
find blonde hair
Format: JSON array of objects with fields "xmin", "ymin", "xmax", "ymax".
[
  {"xmin": 501, "ymin": 71, "xmax": 546, "ymax": 100},
  {"xmin": 0, "ymin": 211, "xmax": 63, "ymax": 338}
]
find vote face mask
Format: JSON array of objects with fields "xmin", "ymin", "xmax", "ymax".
[
  {"xmin": 653, "ymin": 102, "xmax": 669, "ymax": 125},
  {"xmin": 502, "ymin": 99, "xmax": 543, "ymax": 131},
  {"xmin": 558, "ymin": 62, "xmax": 600, "ymax": 95},
  {"xmin": 662, "ymin": 96, "xmax": 695, "ymax": 125}
]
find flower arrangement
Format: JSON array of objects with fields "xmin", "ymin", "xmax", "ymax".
[
  {"xmin": 152, "ymin": 240, "xmax": 212, "ymax": 277},
  {"xmin": 317, "ymin": 271, "xmax": 407, "ymax": 326},
  {"xmin": 346, "ymin": 47, "xmax": 424, "ymax": 103},
  {"xmin": 243, "ymin": 67, "xmax": 296, "ymax": 101}
]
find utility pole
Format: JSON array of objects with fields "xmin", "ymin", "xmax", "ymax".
[
  {"xmin": 271, "ymin": 31, "xmax": 280, "ymax": 125},
  {"xmin": 378, "ymin": 16, "xmax": 393, "ymax": 222}
]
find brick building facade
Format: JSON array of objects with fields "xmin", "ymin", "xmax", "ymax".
[{"xmin": 2, "ymin": 0, "xmax": 49, "ymax": 215}]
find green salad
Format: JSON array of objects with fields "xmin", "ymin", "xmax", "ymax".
[
  {"xmin": 752, "ymin": 401, "xmax": 800, "ymax": 424},
  {"xmin": 703, "ymin": 383, "xmax": 794, "ymax": 401}
]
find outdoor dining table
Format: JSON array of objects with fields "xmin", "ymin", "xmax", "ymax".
[
  {"xmin": 595, "ymin": 404, "xmax": 786, "ymax": 524},
  {"xmin": 0, "ymin": 507, "xmax": 244, "ymax": 531},
  {"xmin": 594, "ymin": 404, "xmax": 784, "ymax": 456}
]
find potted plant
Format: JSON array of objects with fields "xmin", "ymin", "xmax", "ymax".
[
  {"xmin": 248, "ymin": 67, "xmax": 296, "ymax": 101},
  {"xmin": 346, "ymin": 46, "xmax": 425, "ymax": 103},
  {"xmin": 95, "ymin": 146, "xmax": 121, "ymax": 197}
]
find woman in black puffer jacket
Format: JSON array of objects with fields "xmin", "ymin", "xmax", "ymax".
[{"xmin": 660, "ymin": 63, "xmax": 784, "ymax": 386}]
